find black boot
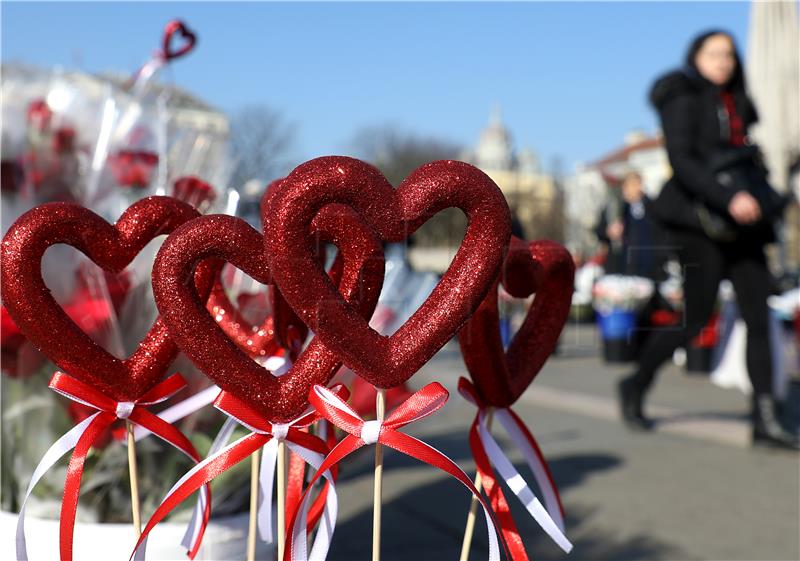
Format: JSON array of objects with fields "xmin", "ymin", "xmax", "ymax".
[
  {"xmin": 752, "ymin": 394, "xmax": 800, "ymax": 451},
  {"xmin": 617, "ymin": 375, "xmax": 654, "ymax": 431}
]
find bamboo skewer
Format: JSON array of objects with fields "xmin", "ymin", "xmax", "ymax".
[
  {"xmin": 247, "ymin": 447, "xmax": 261, "ymax": 561},
  {"xmin": 458, "ymin": 408, "xmax": 495, "ymax": 561},
  {"xmin": 126, "ymin": 421, "xmax": 142, "ymax": 537},
  {"xmin": 277, "ymin": 441, "xmax": 287, "ymax": 561},
  {"xmin": 372, "ymin": 388, "xmax": 387, "ymax": 561}
]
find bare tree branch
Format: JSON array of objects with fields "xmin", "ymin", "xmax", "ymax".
[
  {"xmin": 229, "ymin": 105, "xmax": 294, "ymax": 189},
  {"xmin": 350, "ymin": 124, "xmax": 465, "ymax": 247}
]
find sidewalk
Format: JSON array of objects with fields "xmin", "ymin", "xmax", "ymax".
[{"xmin": 327, "ymin": 324, "xmax": 800, "ymax": 561}]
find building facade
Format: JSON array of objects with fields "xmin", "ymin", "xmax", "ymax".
[
  {"xmin": 460, "ymin": 107, "xmax": 562, "ymax": 242},
  {"xmin": 563, "ymin": 130, "xmax": 670, "ymax": 261}
]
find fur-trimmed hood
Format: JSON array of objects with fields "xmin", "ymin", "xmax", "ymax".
[
  {"xmin": 649, "ymin": 68, "xmax": 758, "ymax": 125},
  {"xmin": 649, "ymin": 69, "xmax": 702, "ymax": 110}
]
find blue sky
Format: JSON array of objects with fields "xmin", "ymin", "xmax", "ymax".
[{"xmin": 2, "ymin": 1, "xmax": 751, "ymax": 172}]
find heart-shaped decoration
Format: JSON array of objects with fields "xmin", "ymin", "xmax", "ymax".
[
  {"xmin": 207, "ymin": 177, "xmax": 329, "ymax": 361},
  {"xmin": 162, "ymin": 20, "xmax": 196, "ymax": 61},
  {"xmin": 263, "ymin": 156, "xmax": 511, "ymax": 389},
  {"xmin": 0, "ymin": 197, "xmax": 210, "ymax": 401},
  {"xmin": 206, "ymin": 275, "xmax": 308, "ymax": 360},
  {"xmin": 152, "ymin": 203, "xmax": 384, "ymax": 421},
  {"xmin": 459, "ymin": 238, "xmax": 575, "ymax": 407}
]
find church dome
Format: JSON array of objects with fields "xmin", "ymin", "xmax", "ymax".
[{"xmin": 475, "ymin": 105, "xmax": 513, "ymax": 171}]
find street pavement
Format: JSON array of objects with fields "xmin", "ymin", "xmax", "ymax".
[{"xmin": 327, "ymin": 324, "xmax": 800, "ymax": 561}]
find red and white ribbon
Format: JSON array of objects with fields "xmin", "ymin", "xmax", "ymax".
[
  {"xmin": 459, "ymin": 378, "xmax": 572, "ymax": 558},
  {"xmin": 16, "ymin": 372, "xmax": 211, "ymax": 561},
  {"xmin": 133, "ymin": 383, "xmax": 223, "ymax": 552},
  {"xmin": 128, "ymin": 384, "xmax": 221, "ymax": 442},
  {"xmin": 286, "ymin": 383, "xmax": 508, "ymax": 561},
  {"xmin": 181, "ymin": 353, "xmax": 295, "ymax": 547},
  {"xmin": 130, "ymin": 388, "xmax": 342, "ymax": 560}
]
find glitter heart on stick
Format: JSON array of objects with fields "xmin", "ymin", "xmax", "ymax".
[
  {"xmin": 206, "ymin": 280, "xmax": 307, "ymax": 360},
  {"xmin": 207, "ymin": 178, "xmax": 330, "ymax": 361},
  {"xmin": 263, "ymin": 156, "xmax": 512, "ymax": 389},
  {"xmin": 151, "ymin": 204, "xmax": 384, "ymax": 422},
  {"xmin": 459, "ymin": 237, "xmax": 575, "ymax": 407},
  {"xmin": 1, "ymin": 196, "xmax": 212, "ymax": 401}
]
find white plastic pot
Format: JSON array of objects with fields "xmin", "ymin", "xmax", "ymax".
[{"xmin": 1, "ymin": 510, "xmax": 275, "ymax": 560}]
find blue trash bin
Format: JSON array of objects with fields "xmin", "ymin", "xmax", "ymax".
[{"xmin": 597, "ymin": 309, "xmax": 637, "ymax": 362}]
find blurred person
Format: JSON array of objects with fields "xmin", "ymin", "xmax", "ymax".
[
  {"xmin": 594, "ymin": 171, "xmax": 665, "ymax": 280},
  {"xmin": 595, "ymin": 171, "xmax": 673, "ymax": 356},
  {"xmin": 617, "ymin": 30, "xmax": 798, "ymax": 450}
]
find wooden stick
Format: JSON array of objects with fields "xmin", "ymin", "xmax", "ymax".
[
  {"xmin": 372, "ymin": 388, "xmax": 386, "ymax": 561},
  {"xmin": 458, "ymin": 408, "xmax": 494, "ymax": 561},
  {"xmin": 247, "ymin": 447, "xmax": 261, "ymax": 561},
  {"xmin": 277, "ymin": 440, "xmax": 287, "ymax": 561},
  {"xmin": 126, "ymin": 420, "xmax": 141, "ymax": 537}
]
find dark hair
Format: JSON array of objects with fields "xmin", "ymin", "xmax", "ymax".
[{"xmin": 684, "ymin": 29, "xmax": 746, "ymax": 93}]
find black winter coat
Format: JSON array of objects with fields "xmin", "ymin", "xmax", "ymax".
[{"xmin": 648, "ymin": 69, "xmax": 772, "ymax": 242}]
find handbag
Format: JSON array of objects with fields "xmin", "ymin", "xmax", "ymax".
[{"xmin": 696, "ymin": 145, "xmax": 789, "ymax": 241}]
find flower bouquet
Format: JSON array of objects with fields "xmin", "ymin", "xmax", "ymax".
[{"xmin": 592, "ymin": 274, "xmax": 654, "ymax": 362}]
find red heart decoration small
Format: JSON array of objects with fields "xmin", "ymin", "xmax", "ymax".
[
  {"xmin": 107, "ymin": 150, "xmax": 159, "ymax": 189},
  {"xmin": 152, "ymin": 203, "xmax": 384, "ymax": 421},
  {"xmin": 263, "ymin": 156, "xmax": 511, "ymax": 389},
  {"xmin": 162, "ymin": 20, "xmax": 196, "ymax": 61},
  {"xmin": 459, "ymin": 238, "xmax": 575, "ymax": 407},
  {"xmin": 206, "ymin": 279, "xmax": 307, "ymax": 360},
  {"xmin": 1, "ymin": 197, "xmax": 211, "ymax": 401}
]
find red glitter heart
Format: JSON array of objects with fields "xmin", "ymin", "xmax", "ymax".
[
  {"xmin": 162, "ymin": 20, "xmax": 196, "ymax": 61},
  {"xmin": 205, "ymin": 280, "xmax": 307, "ymax": 361},
  {"xmin": 459, "ymin": 238, "xmax": 575, "ymax": 407},
  {"xmin": 0, "ymin": 197, "xmax": 209, "ymax": 401},
  {"xmin": 263, "ymin": 156, "xmax": 511, "ymax": 389},
  {"xmin": 152, "ymin": 204, "xmax": 384, "ymax": 421}
]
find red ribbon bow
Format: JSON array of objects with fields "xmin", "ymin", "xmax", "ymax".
[
  {"xmin": 130, "ymin": 388, "xmax": 345, "ymax": 560},
  {"xmin": 285, "ymin": 382, "xmax": 510, "ymax": 561},
  {"xmin": 459, "ymin": 377, "xmax": 568, "ymax": 561},
  {"xmin": 47, "ymin": 372, "xmax": 211, "ymax": 561}
]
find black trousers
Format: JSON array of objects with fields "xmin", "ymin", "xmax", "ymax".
[{"xmin": 630, "ymin": 229, "xmax": 773, "ymax": 396}]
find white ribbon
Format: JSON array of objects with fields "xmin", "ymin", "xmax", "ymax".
[
  {"xmin": 130, "ymin": 385, "xmax": 221, "ymax": 442},
  {"xmin": 16, "ymin": 414, "xmax": 99, "ymax": 561},
  {"xmin": 131, "ymin": 55, "xmax": 167, "ymax": 96},
  {"xmin": 179, "ymin": 414, "xmax": 236, "ymax": 552},
  {"xmin": 475, "ymin": 407, "xmax": 572, "ymax": 554},
  {"xmin": 287, "ymin": 440, "xmax": 338, "ymax": 561}
]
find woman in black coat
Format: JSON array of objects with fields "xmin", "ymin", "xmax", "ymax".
[{"xmin": 617, "ymin": 30, "xmax": 798, "ymax": 449}]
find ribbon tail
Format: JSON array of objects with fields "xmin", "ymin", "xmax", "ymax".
[
  {"xmin": 134, "ymin": 385, "xmax": 221, "ymax": 442},
  {"xmin": 130, "ymin": 57, "xmax": 165, "ymax": 95},
  {"xmin": 286, "ymin": 441, "xmax": 337, "ymax": 561},
  {"xmin": 15, "ymin": 413, "xmax": 102, "ymax": 561},
  {"xmin": 381, "ymin": 430, "xmax": 504, "ymax": 561},
  {"xmin": 479, "ymin": 412, "xmax": 572, "ymax": 553},
  {"xmin": 258, "ymin": 438, "xmax": 280, "ymax": 542},
  {"xmin": 305, "ymin": 420, "xmax": 339, "ymax": 533},
  {"xmin": 60, "ymin": 413, "xmax": 117, "ymax": 561},
  {"xmin": 129, "ymin": 408, "xmax": 214, "ymax": 558},
  {"xmin": 181, "ymin": 414, "xmax": 237, "ymax": 552},
  {"xmin": 285, "ymin": 449, "xmax": 307, "ymax": 535},
  {"xmin": 500, "ymin": 408, "xmax": 566, "ymax": 526},
  {"xmin": 131, "ymin": 433, "xmax": 269, "ymax": 561},
  {"xmin": 287, "ymin": 436, "xmax": 359, "ymax": 561},
  {"xmin": 470, "ymin": 415, "xmax": 529, "ymax": 561}
]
